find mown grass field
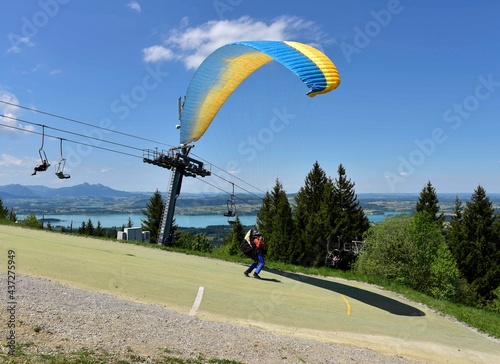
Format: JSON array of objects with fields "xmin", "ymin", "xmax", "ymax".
[{"xmin": 1, "ymin": 224, "xmax": 500, "ymax": 364}]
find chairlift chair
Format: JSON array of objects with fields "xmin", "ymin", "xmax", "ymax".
[
  {"xmin": 224, "ymin": 199, "xmax": 237, "ymax": 224},
  {"xmin": 32, "ymin": 125, "xmax": 51, "ymax": 175},
  {"xmin": 54, "ymin": 138, "xmax": 70, "ymax": 179},
  {"xmin": 223, "ymin": 183, "xmax": 237, "ymax": 224}
]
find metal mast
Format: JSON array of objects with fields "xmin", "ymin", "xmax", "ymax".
[{"xmin": 142, "ymin": 98, "xmax": 211, "ymax": 245}]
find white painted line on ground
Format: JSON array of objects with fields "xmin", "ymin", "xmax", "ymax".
[{"xmin": 189, "ymin": 286, "xmax": 205, "ymax": 316}]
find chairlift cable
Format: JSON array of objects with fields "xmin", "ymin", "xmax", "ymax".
[
  {"xmin": 1, "ymin": 114, "xmax": 147, "ymax": 152},
  {"xmin": 2, "ymin": 104, "xmax": 270, "ymax": 203},
  {"xmin": 1, "ymin": 101, "xmax": 272, "ymax": 195},
  {"xmin": 191, "ymin": 151, "xmax": 266, "ymax": 195},
  {"xmin": 0, "ymin": 122, "xmax": 143, "ymax": 159},
  {"xmin": 193, "ymin": 177, "xmax": 262, "ymax": 209},
  {"xmin": 1, "ymin": 122, "xmax": 263, "ymax": 211},
  {"xmin": 0, "ymin": 100, "xmax": 175, "ymax": 148},
  {"xmin": 1, "ymin": 120, "xmax": 262, "ymax": 197},
  {"xmin": 210, "ymin": 171, "xmax": 264, "ymax": 201}
]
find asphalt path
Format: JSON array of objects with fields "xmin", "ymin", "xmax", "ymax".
[{"xmin": 1, "ymin": 225, "xmax": 499, "ymax": 363}]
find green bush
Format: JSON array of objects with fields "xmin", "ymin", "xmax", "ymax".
[
  {"xmin": 486, "ymin": 286, "xmax": 500, "ymax": 313},
  {"xmin": 175, "ymin": 232, "xmax": 213, "ymax": 253},
  {"xmin": 354, "ymin": 214, "xmax": 413, "ymax": 284},
  {"xmin": 190, "ymin": 233, "xmax": 213, "ymax": 253},
  {"xmin": 355, "ymin": 213, "xmax": 460, "ymax": 300},
  {"xmin": 22, "ymin": 214, "xmax": 43, "ymax": 229}
]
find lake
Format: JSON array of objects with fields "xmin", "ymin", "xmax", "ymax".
[{"xmin": 23, "ymin": 212, "xmax": 394, "ymax": 229}]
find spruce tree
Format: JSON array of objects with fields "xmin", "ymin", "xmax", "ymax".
[
  {"xmin": 331, "ymin": 164, "xmax": 370, "ymax": 248},
  {"xmin": 86, "ymin": 219, "xmax": 95, "ymax": 236},
  {"xmin": 446, "ymin": 196, "xmax": 466, "ymax": 265},
  {"xmin": 78, "ymin": 221, "xmax": 86, "ymax": 234},
  {"xmin": 293, "ymin": 162, "xmax": 330, "ymax": 266},
  {"xmin": 416, "ymin": 181, "xmax": 444, "ymax": 226},
  {"xmin": 257, "ymin": 179, "xmax": 294, "ymax": 263},
  {"xmin": 224, "ymin": 216, "xmax": 245, "ymax": 255},
  {"xmin": 142, "ymin": 189, "xmax": 164, "ymax": 244},
  {"xmin": 9, "ymin": 208, "xmax": 17, "ymax": 222},
  {"xmin": 0, "ymin": 198, "xmax": 8, "ymax": 220},
  {"xmin": 95, "ymin": 221, "xmax": 104, "ymax": 237},
  {"xmin": 256, "ymin": 191, "xmax": 272, "ymax": 240},
  {"xmin": 462, "ymin": 185, "xmax": 498, "ymax": 301}
]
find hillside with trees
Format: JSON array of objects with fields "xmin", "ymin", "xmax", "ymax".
[
  {"xmin": 217, "ymin": 173, "xmax": 500, "ymax": 312},
  {"xmin": 222, "ymin": 162, "xmax": 370, "ymax": 269},
  {"xmin": 2, "ymin": 163, "xmax": 499, "ymax": 316}
]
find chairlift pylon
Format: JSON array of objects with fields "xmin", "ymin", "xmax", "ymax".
[
  {"xmin": 31, "ymin": 125, "xmax": 50, "ymax": 176},
  {"xmin": 223, "ymin": 182, "xmax": 237, "ymax": 224},
  {"xmin": 54, "ymin": 138, "xmax": 70, "ymax": 179}
]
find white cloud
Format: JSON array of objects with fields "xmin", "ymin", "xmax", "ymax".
[
  {"xmin": 143, "ymin": 16, "xmax": 327, "ymax": 69},
  {"xmin": 0, "ymin": 90, "xmax": 35, "ymax": 135},
  {"xmin": 0, "ymin": 154, "xmax": 23, "ymax": 166},
  {"xmin": 6, "ymin": 36, "xmax": 33, "ymax": 54},
  {"xmin": 142, "ymin": 45, "xmax": 174, "ymax": 62},
  {"xmin": 0, "ymin": 90, "xmax": 20, "ymax": 115},
  {"xmin": 49, "ymin": 69, "xmax": 62, "ymax": 75},
  {"xmin": 127, "ymin": 1, "xmax": 141, "ymax": 13},
  {"xmin": 31, "ymin": 64, "xmax": 42, "ymax": 72}
]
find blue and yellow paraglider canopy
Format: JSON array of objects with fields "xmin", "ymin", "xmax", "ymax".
[{"xmin": 179, "ymin": 40, "xmax": 341, "ymax": 145}]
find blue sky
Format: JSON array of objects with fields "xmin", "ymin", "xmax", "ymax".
[{"xmin": 1, "ymin": 1, "xmax": 499, "ymax": 196}]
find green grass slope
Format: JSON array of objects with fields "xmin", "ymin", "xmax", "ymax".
[{"xmin": 1, "ymin": 225, "xmax": 499, "ymax": 364}]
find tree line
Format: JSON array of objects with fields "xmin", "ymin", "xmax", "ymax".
[
  {"xmin": 357, "ymin": 181, "xmax": 500, "ymax": 311},
  {"xmin": 2, "ymin": 161, "xmax": 498, "ymax": 311},
  {"xmin": 219, "ymin": 166, "xmax": 499, "ymax": 311}
]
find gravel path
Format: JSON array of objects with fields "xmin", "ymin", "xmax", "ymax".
[{"xmin": 1, "ymin": 274, "xmax": 426, "ymax": 363}]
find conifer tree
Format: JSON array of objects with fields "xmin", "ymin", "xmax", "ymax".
[
  {"xmin": 78, "ymin": 221, "xmax": 86, "ymax": 234},
  {"xmin": 95, "ymin": 221, "xmax": 104, "ymax": 237},
  {"xmin": 224, "ymin": 216, "xmax": 245, "ymax": 255},
  {"xmin": 9, "ymin": 208, "xmax": 16, "ymax": 222},
  {"xmin": 293, "ymin": 162, "xmax": 330, "ymax": 266},
  {"xmin": 257, "ymin": 179, "xmax": 294, "ymax": 263},
  {"xmin": 86, "ymin": 219, "xmax": 95, "ymax": 236},
  {"xmin": 446, "ymin": 196, "xmax": 466, "ymax": 264},
  {"xmin": 0, "ymin": 197, "xmax": 8, "ymax": 220},
  {"xmin": 256, "ymin": 191, "xmax": 272, "ymax": 240},
  {"xmin": 330, "ymin": 164, "xmax": 370, "ymax": 247},
  {"xmin": 416, "ymin": 181, "xmax": 444, "ymax": 226},
  {"xmin": 461, "ymin": 185, "xmax": 499, "ymax": 301},
  {"xmin": 142, "ymin": 189, "xmax": 164, "ymax": 244}
]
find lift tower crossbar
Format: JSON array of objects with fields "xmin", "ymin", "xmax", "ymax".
[{"xmin": 143, "ymin": 145, "xmax": 211, "ymax": 245}]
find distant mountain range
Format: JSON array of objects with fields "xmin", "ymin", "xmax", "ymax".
[
  {"xmin": 0, "ymin": 183, "xmax": 260, "ymax": 215},
  {"xmin": 0, "ymin": 183, "xmax": 137, "ymax": 199}
]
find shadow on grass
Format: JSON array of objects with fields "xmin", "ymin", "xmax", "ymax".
[
  {"xmin": 257, "ymin": 277, "xmax": 281, "ymax": 283},
  {"xmin": 267, "ymin": 268, "xmax": 425, "ymax": 317}
]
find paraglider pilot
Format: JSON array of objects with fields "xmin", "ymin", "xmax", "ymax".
[{"xmin": 244, "ymin": 230, "xmax": 266, "ymax": 279}]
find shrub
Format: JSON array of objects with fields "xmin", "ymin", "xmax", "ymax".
[
  {"xmin": 22, "ymin": 214, "xmax": 43, "ymax": 229},
  {"xmin": 174, "ymin": 232, "xmax": 213, "ymax": 253},
  {"xmin": 486, "ymin": 286, "xmax": 500, "ymax": 313},
  {"xmin": 355, "ymin": 213, "xmax": 460, "ymax": 300},
  {"xmin": 190, "ymin": 233, "xmax": 213, "ymax": 253}
]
